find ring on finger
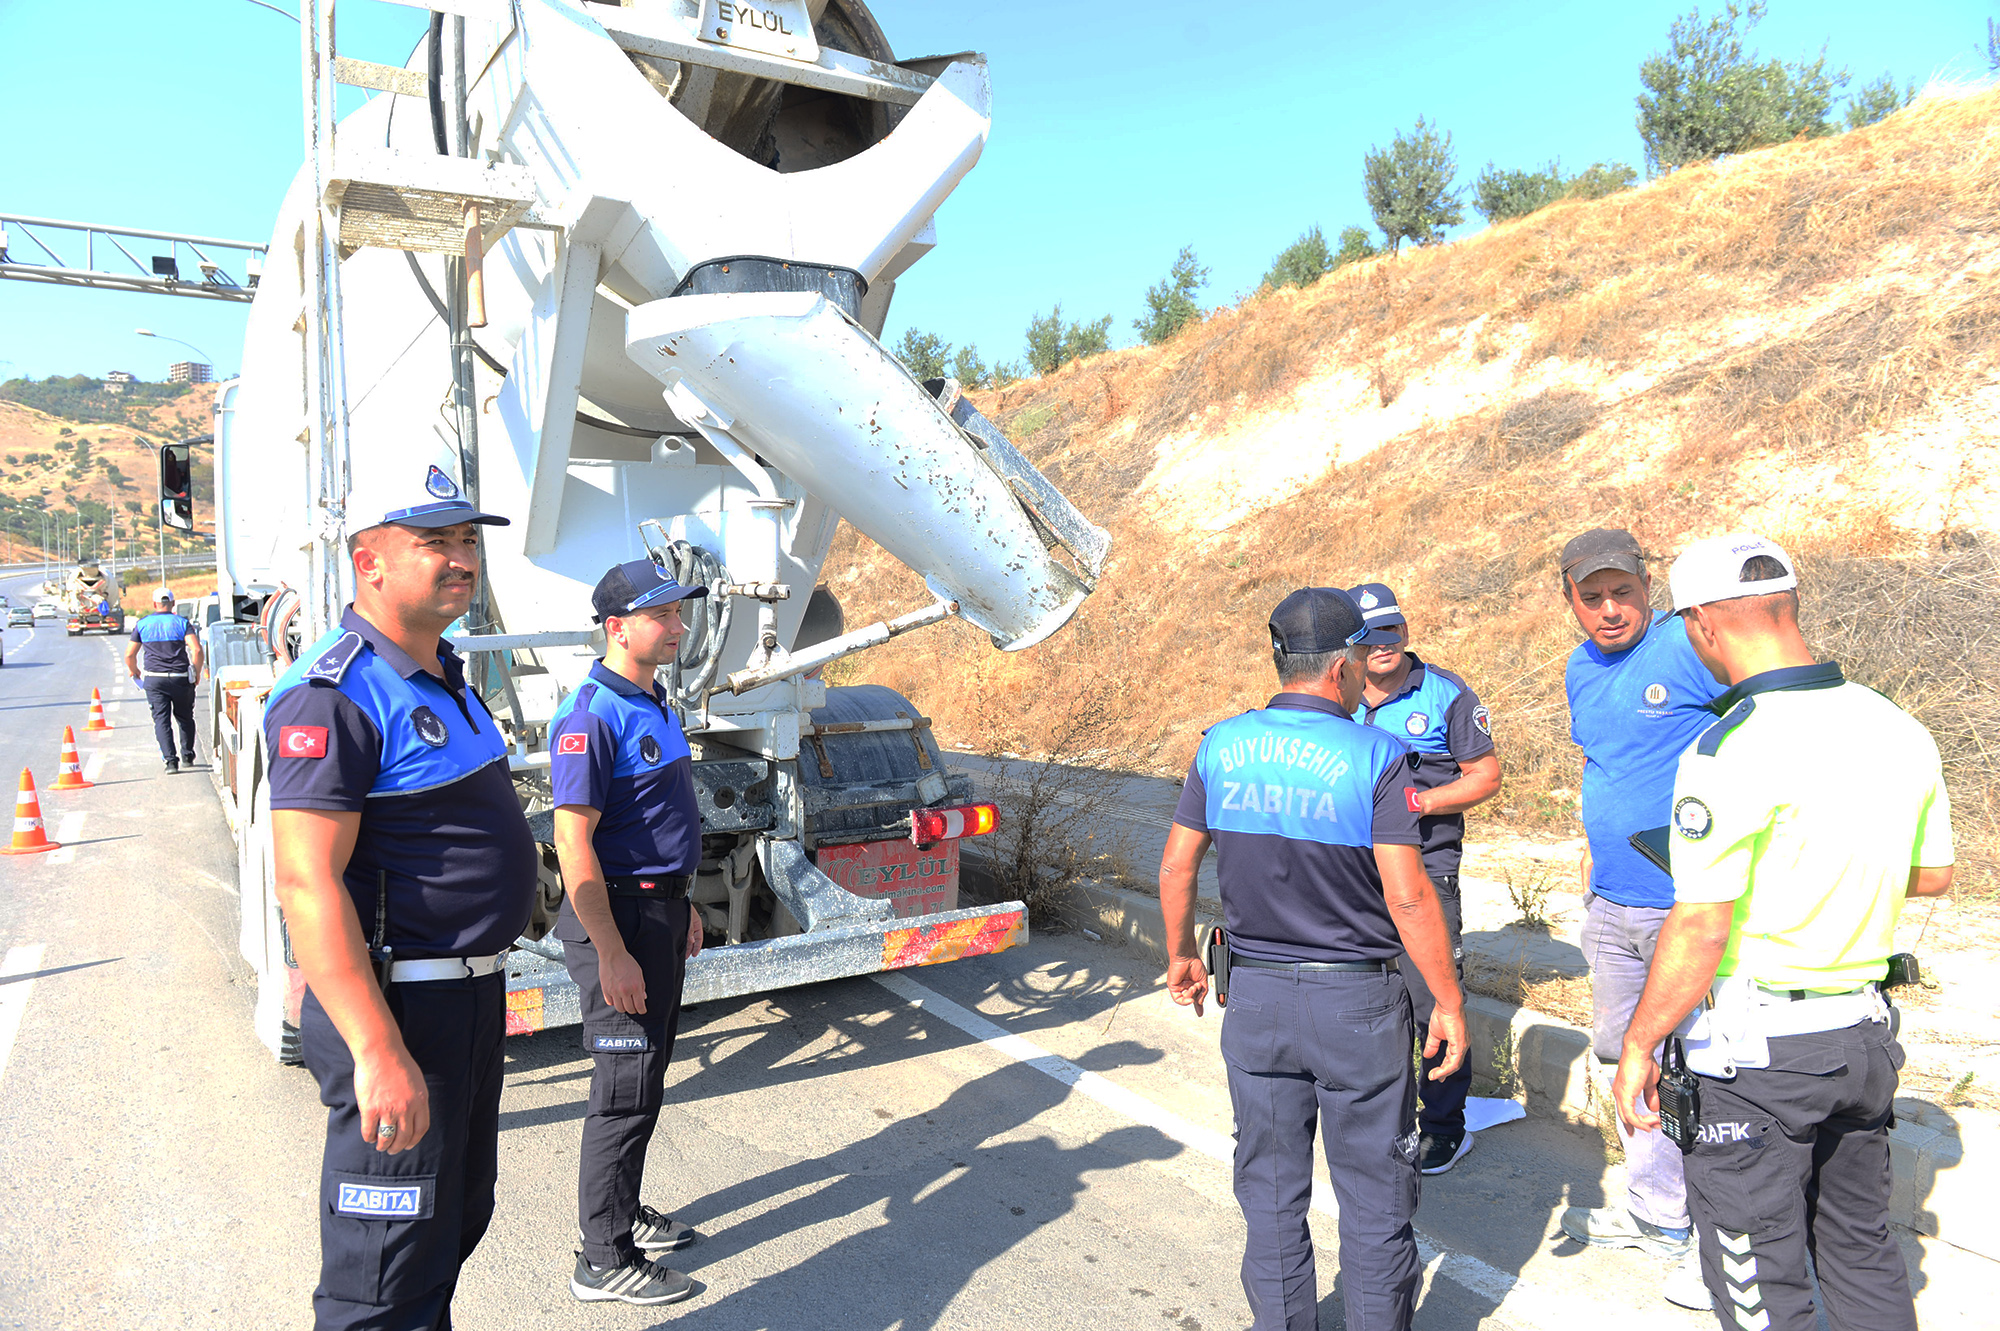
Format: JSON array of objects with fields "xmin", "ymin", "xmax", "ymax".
[{"xmin": 377, "ymin": 1123, "xmax": 398, "ymax": 1139}]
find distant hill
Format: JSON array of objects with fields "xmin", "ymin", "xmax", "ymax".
[{"xmin": 0, "ymin": 384, "xmax": 215, "ymax": 563}]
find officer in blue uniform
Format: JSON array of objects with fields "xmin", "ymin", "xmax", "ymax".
[
  {"xmin": 551, "ymin": 559, "xmax": 709, "ymax": 1307},
  {"xmin": 125, "ymin": 587, "xmax": 205, "ymax": 771},
  {"xmin": 1159, "ymin": 587, "xmax": 1468, "ymax": 1331},
  {"xmin": 1347, "ymin": 582, "xmax": 1500, "ymax": 1174},
  {"xmin": 263, "ymin": 450, "xmax": 534, "ymax": 1331}
]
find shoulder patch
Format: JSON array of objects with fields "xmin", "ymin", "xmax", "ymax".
[
  {"xmin": 1472, "ymin": 705, "xmax": 1491, "ymax": 736},
  {"xmin": 1674, "ymin": 796, "xmax": 1714, "ymax": 840},
  {"xmin": 1696, "ymin": 696, "xmax": 1757, "ymax": 757},
  {"xmin": 303, "ymin": 631, "xmax": 366, "ymax": 686},
  {"xmin": 556, "ymin": 731, "xmax": 589, "ymax": 755}
]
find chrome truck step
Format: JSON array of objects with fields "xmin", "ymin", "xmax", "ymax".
[{"xmin": 501, "ymin": 901, "xmax": 1028, "ymax": 1033}]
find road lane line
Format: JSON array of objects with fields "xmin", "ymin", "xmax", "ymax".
[
  {"xmin": 0, "ymin": 945, "xmax": 49, "ymax": 1089},
  {"xmin": 874, "ymin": 971, "xmax": 1655, "ymax": 1331},
  {"xmin": 47, "ymin": 812, "xmax": 86, "ymax": 865},
  {"xmin": 82, "ymin": 753, "xmax": 107, "ymax": 782}
]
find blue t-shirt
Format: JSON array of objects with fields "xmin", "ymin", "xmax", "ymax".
[
  {"xmin": 1566, "ymin": 611, "xmax": 1725, "ymax": 908},
  {"xmin": 131, "ymin": 611, "xmax": 194, "ymax": 674},
  {"xmin": 1173, "ymin": 693, "xmax": 1421, "ymax": 964},
  {"xmin": 263, "ymin": 606, "xmax": 536, "ymax": 959},
  {"xmin": 547, "ymin": 661, "xmax": 701, "ymax": 885},
  {"xmin": 1358, "ymin": 654, "xmax": 1494, "ymax": 878}
]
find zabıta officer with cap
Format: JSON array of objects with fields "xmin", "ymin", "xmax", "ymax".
[
  {"xmin": 263, "ymin": 448, "xmax": 535, "ymax": 1330},
  {"xmin": 126, "ymin": 585, "xmax": 206, "ymax": 772},
  {"xmin": 1346, "ymin": 582, "xmax": 1501, "ymax": 1175},
  {"xmin": 550, "ymin": 559, "xmax": 709, "ymax": 1306},
  {"xmin": 1159, "ymin": 586, "xmax": 1467, "ymax": 1331},
  {"xmin": 1613, "ymin": 534, "xmax": 1951, "ymax": 1331}
]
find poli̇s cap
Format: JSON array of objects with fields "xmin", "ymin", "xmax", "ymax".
[
  {"xmin": 591, "ymin": 559, "xmax": 709, "ymax": 623},
  {"xmin": 1269, "ymin": 587, "xmax": 1402, "ymax": 654},
  {"xmin": 1559, "ymin": 527, "xmax": 1645, "ymax": 585},
  {"xmin": 1670, "ymin": 533, "xmax": 1798, "ymax": 612},
  {"xmin": 344, "ymin": 443, "xmax": 509, "ymax": 532},
  {"xmin": 1345, "ymin": 582, "xmax": 1407, "ymax": 630}
]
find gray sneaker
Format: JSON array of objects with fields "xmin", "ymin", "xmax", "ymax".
[
  {"xmin": 1662, "ymin": 1248, "xmax": 1713, "ymax": 1311},
  {"xmin": 632, "ymin": 1204, "xmax": 698, "ymax": 1254},
  {"xmin": 1559, "ymin": 1206, "xmax": 1694, "ymax": 1259},
  {"xmin": 569, "ymin": 1252, "xmax": 694, "ymax": 1306}
]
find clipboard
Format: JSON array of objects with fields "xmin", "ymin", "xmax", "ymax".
[{"xmin": 1630, "ymin": 825, "xmax": 1673, "ymax": 876}]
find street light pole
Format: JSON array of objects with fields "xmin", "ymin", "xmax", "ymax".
[{"xmin": 135, "ymin": 328, "xmax": 216, "ymax": 379}]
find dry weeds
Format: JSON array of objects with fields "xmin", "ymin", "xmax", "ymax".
[{"xmin": 827, "ymin": 89, "xmax": 2000, "ymax": 891}]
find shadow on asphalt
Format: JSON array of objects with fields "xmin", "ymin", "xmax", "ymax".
[{"xmin": 0, "ymin": 957, "xmax": 122, "ymax": 986}]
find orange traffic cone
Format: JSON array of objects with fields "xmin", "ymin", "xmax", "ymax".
[
  {"xmin": 85, "ymin": 687, "xmax": 112, "ymax": 732},
  {"xmin": 2, "ymin": 769, "xmax": 60, "ymax": 855},
  {"xmin": 52, "ymin": 726, "xmax": 93, "ymax": 790}
]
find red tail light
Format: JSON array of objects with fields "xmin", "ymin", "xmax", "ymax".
[{"xmin": 911, "ymin": 802, "xmax": 999, "ymax": 847}]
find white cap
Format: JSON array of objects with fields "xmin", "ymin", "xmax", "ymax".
[
  {"xmin": 1669, "ymin": 532, "xmax": 1798, "ymax": 611},
  {"xmin": 344, "ymin": 439, "xmax": 508, "ymax": 533},
  {"xmin": 153, "ymin": 586, "xmax": 175, "ymax": 602}
]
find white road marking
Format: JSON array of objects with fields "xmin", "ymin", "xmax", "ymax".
[
  {"xmin": 0, "ymin": 944, "xmax": 49, "ymax": 1089},
  {"xmin": 47, "ymin": 812, "xmax": 86, "ymax": 865},
  {"xmin": 82, "ymin": 753, "xmax": 107, "ymax": 782},
  {"xmin": 874, "ymin": 971, "xmax": 1675, "ymax": 1331}
]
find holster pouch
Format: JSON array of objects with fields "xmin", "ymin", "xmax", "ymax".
[
  {"xmin": 1202, "ymin": 924, "xmax": 1230, "ymax": 1007},
  {"xmin": 1656, "ymin": 1037, "xmax": 1701, "ymax": 1156},
  {"xmin": 368, "ymin": 869, "xmax": 394, "ymax": 990}
]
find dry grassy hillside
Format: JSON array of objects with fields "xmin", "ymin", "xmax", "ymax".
[
  {"xmin": 0, "ymin": 385, "xmax": 217, "ymax": 561},
  {"xmin": 829, "ymin": 88, "xmax": 2000, "ymax": 888}
]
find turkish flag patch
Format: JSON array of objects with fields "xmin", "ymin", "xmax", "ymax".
[
  {"xmin": 556, "ymin": 732, "xmax": 589, "ymax": 755},
  {"xmin": 280, "ymin": 725, "xmax": 329, "ymax": 759},
  {"xmin": 1404, "ymin": 787, "xmax": 1423, "ymax": 813}
]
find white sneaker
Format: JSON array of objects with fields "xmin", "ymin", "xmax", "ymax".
[
  {"xmin": 1662, "ymin": 1248, "xmax": 1712, "ymax": 1310},
  {"xmin": 1559, "ymin": 1206, "xmax": 1695, "ymax": 1259}
]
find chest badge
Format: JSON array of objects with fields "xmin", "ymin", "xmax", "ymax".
[
  {"xmin": 410, "ymin": 705, "xmax": 449, "ymax": 748},
  {"xmin": 1644, "ymin": 682, "xmax": 1669, "ymax": 706},
  {"xmin": 640, "ymin": 734, "xmax": 663, "ymax": 765},
  {"xmin": 1404, "ymin": 712, "xmax": 1429, "ymax": 737}
]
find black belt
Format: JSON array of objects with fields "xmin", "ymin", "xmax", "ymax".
[
  {"xmin": 1230, "ymin": 953, "xmax": 1399, "ymax": 974},
  {"xmin": 605, "ymin": 874, "xmax": 693, "ymax": 899}
]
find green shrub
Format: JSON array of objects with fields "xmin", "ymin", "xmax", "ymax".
[
  {"xmin": 1363, "ymin": 116, "xmax": 1464, "ymax": 252},
  {"xmin": 1636, "ymin": 2, "xmax": 1848, "ymax": 175},
  {"xmin": 1133, "ymin": 245, "xmax": 1209, "ymax": 345}
]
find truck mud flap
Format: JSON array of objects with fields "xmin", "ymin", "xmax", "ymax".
[{"xmin": 500, "ymin": 901, "xmax": 1028, "ymax": 1034}]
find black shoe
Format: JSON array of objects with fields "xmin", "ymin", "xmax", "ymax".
[
  {"xmin": 632, "ymin": 1204, "xmax": 698, "ymax": 1253},
  {"xmin": 569, "ymin": 1252, "xmax": 694, "ymax": 1306},
  {"xmin": 1417, "ymin": 1131, "xmax": 1473, "ymax": 1175},
  {"xmin": 163, "ymin": 758, "xmax": 179, "ymax": 774},
  {"xmin": 180, "ymin": 753, "xmax": 198, "ymax": 767}
]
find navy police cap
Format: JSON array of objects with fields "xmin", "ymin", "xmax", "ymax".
[
  {"xmin": 1269, "ymin": 586, "xmax": 1401, "ymax": 654},
  {"xmin": 592, "ymin": 558, "xmax": 709, "ymax": 623},
  {"xmin": 1345, "ymin": 582, "xmax": 1408, "ymax": 629},
  {"xmin": 346, "ymin": 443, "xmax": 508, "ymax": 531}
]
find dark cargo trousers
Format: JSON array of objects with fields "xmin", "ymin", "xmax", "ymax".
[
  {"xmin": 1222, "ymin": 964, "xmax": 1422, "ymax": 1331},
  {"xmin": 302, "ymin": 972, "xmax": 506, "ymax": 1331},
  {"xmin": 144, "ymin": 677, "xmax": 197, "ymax": 765},
  {"xmin": 1683, "ymin": 1018, "xmax": 1915, "ymax": 1331},
  {"xmin": 1397, "ymin": 874, "xmax": 1470, "ymax": 1136},
  {"xmin": 560, "ymin": 895, "xmax": 689, "ymax": 1269}
]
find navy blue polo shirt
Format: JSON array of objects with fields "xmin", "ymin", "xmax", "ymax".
[
  {"xmin": 1566, "ymin": 611, "xmax": 1725, "ymax": 909},
  {"xmin": 131, "ymin": 611, "xmax": 194, "ymax": 674},
  {"xmin": 262, "ymin": 606, "xmax": 535, "ymax": 959},
  {"xmin": 548, "ymin": 661, "xmax": 700, "ymax": 888},
  {"xmin": 1358, "ymin": 653, "xmax": 1494, "ymax": 879},
  {"xmin": 1173, "ymin": 693, "xmax": 1422, "ymax": 964}
]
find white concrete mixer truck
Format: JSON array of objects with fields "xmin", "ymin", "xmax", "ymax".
[{"xmin": 172, "ymin": 0, "xmax": 1109, "ymax": 1061}]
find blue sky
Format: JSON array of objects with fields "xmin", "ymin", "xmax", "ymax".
[{"xmin": 1, "ymin": 0, "xmax": 1990, "ymax": 383}]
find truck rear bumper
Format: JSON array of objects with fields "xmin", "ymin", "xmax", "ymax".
[{"xmin": 501, "ymin": 900, "xmax": 1028, "ymax": 1034}]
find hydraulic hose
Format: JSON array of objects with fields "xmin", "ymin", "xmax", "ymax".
[{"xmin": 659, "ymin": 539, "xmax": 732, "ymax": 708}]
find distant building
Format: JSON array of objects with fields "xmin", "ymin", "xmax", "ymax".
[
  {"xmin": 103, "ymin": 370, "xmax": 137, "ymax": 395},
  {"xmin": 168, "ymin": 361, "xmax": 212, "ymax": 385}
]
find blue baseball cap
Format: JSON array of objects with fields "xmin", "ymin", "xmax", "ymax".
[
  {"xmin": 591, "ymin": 558, "xmax": 708, "ymax": 623},
  {"xmin": 1269, "ymin": 587, "xmax": 1402, "ymax": 654},
  {"xmin": 345, "ymin": 444, "xmax": 508, "ymax": 530},
  {"xmin": 1345, "ymin": 582, "xmax": 1408, "ymax": 631}
]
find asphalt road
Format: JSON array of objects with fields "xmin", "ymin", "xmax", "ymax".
[{"xmin": 0, "ymin": 576, "xmax": 1988, "ymax": 1329}]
